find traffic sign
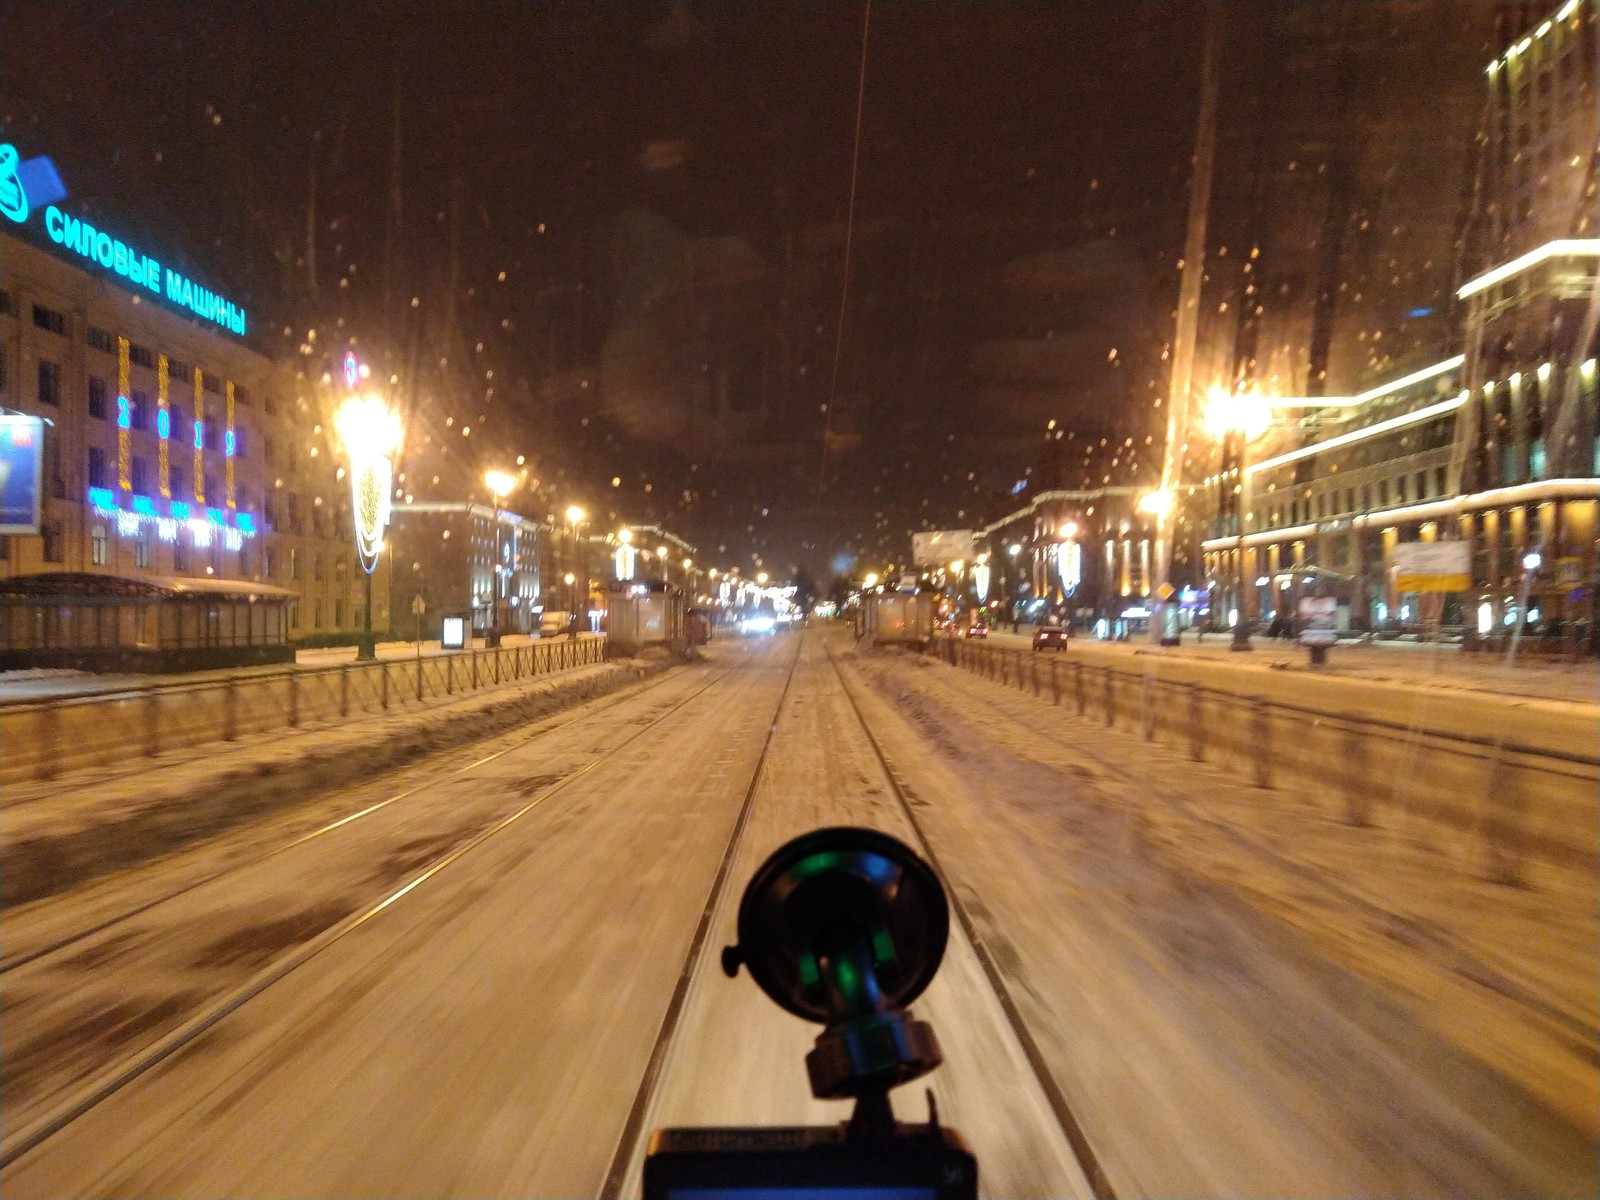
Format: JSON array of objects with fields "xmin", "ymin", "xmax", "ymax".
[
  {"xmin": 411, "ymin": 594, "xmax": 427, "ymax": 616},
  {"xmin": 1157, "ymin": 582, "xmax": 1176, "ymax": 601}
]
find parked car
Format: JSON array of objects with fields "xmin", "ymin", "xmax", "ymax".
[
  {"xmin": 1032, "ymin": 623, "xmax": 1068, "ymax": 650},
  {"xmin": 964, "ymin": 621, "xmax": 989, "ymax": 639}
]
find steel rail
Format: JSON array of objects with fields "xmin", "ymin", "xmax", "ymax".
[
  {"xmin": 826, "ymin": 640, "xmax": 1118, "ymax": 1200},
  {"xmin": 0, "ymin": 656, "xmax": 746, "ymax": 1172},
  {"xmin": 0, "ymin": 663, "xmax": 697, "ymax": 973}
]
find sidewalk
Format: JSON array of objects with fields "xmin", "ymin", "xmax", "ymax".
[
  {"xmin": 990, "ymin": 628, "xmax": 1598, "ymax": 708},
  {"xmin": 0, "ymin": 633, "xmax": 603, "ymax": 703}
]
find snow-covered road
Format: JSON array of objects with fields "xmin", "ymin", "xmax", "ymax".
[{"xmin": 2, "ymin": 626, "xmax": 1592, "ymax": 1197}]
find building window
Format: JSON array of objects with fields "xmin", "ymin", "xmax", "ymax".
[
  {"xmin": 129, "ymin": 343, "xmax": 155, "ymax": 369},
  {"xmin": 87, "ymin": 326, "xmax": 114, "ymax": 353},
  {"xmin": 168, "ymin": 359, "xmax": 192, "ymax": 382},
  {"xmin": 290, "ymin": 603, "xmax": 300, "ymax": 631},
  {"xmin": 42, "ymin": 520, "xmax": 64, "ymax": 563},
  {"xmin": 1435, "ymin": 467, "xmax": 1448, "ymax": 497},
  {"xmin": 91, "ymin": 524, "xmax": 109, "ymax": 566},
  {"xmin": 290, "ymin": 548, "xmax": 300, "ymax": 580},
  {"xmin": 88, "ymin": 375, "xmax": 108, "ymax": 419},
  {"xmin": 130, "ymin": 390, "xmax": 150, "ymax": 430},
  {"xmin": 238, "ymin": 544, "xmax": 250, "ymax": 576},
  {"xmin": 131, "ymin": 456, "xmax": 150, "ymax": 497},
  {"xmin": 335, "ymin": 556, "xmax": 347, "ymax": 583},
  {"xmin": 334, "ymin": 599, "xmax": 344, "ymax": 628},
  {"xmin": 204, "ymin": 472, "xmax": 219, "ymax": 502},
  {"xmin": 203, "ymin": 373, "xmax": 221, "ymax": 394},
  {"xmin": 314, "ymin": 599, "xmax": 323, "ymax": 629},
  {"xmin": 173, "ymin": 534, "xmax": 188, "ymax": 572},
  {"xmin": 235, "ymin": 385, "xmax": 252, "ymax": 407},
  {"xmin": 263, "ymin": 393, "xmax": 278, "ymax": 416},
  {"xmin": 263, "ymin": 435, "xmax": 275, "ymax": 466},
  {"xmin": 314, "ymin": 554, "xmax": 324, "ymax": 581},
  {"xmin": 264, "ymin": 549, "xmax": 274, "ymax": 578},
  {"xmin": 32, "ymin": 304, "xmax": 68, "ymax": 336},
  {"xmin": 232, "ymin": 426, "xmax": 246, "ymax": 458},
  {"xmin": 38, "ymin": 360, "xmax": 61, "ymax": 406},
  {"xmin": 1397, "ymin": 476, "xmax": 1408, "ymax": 503},
  {"xmin": 170, "ymin": 465, "xmax": 185, "ymax": 500},
  {"xmin": 88, "ymin": 446, "xmax": 109, "ymax": 488}
]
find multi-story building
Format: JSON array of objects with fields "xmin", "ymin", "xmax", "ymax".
[
  {"xmin": 388, "ymin": 501, "xmax": 547, "ymax": 636},
  {"xmin": 0, "ymin": 176, "xmax": 390, "ymax": 665},
  {"xmin": 1196, "ymin": 1, "xmax": 1598, "ymax": 643}
]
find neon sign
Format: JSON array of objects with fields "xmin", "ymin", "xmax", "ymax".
[
  {"xmin": 87, "ymin": 486, "xmax": 257, "ymax": 545},
  {"xmin": 2, "ymin": 142, "xmax": 247, "ymax": 336}
]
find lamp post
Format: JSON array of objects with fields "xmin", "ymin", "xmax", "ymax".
[
  {"xmin": 656, "ymin": 544, "xmax": 669, "ymax": 584},
  {"xmin": 1202, "ymin": 385, "xmax": 1273, "ymax": 652},
  {"xmin": 566, "ymin": 504, "xmax": 586, "ymax": 637},
  {"xmin": 484, "ymin": 469, "xmax": 518, "ymax": 633},
  {"xmin": 334, "ymin": 392, "xmax": 402, "ymax": 661}
]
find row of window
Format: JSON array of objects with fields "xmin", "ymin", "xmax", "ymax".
[{"xmin": 1257, "ymin": 466, "xmax": 1455, "ymax": 530}]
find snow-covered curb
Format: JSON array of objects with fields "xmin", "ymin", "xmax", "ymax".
[{"xmin": 1, "ymin": 659, "xmax": 671, "ymax": 908}]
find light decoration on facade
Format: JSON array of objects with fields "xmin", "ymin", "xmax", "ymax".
[
  {"xmin": 1456, "ymin": 239, "xmax": 1600, "ymax": 299},
  {"xmin": 1248, "ymin": 395, "xmax": 1468, "ymax": 474},
  {"xmin": 335, "ymin": 392, "xmax": 401, "ymax": 574},
  {"xmin": 1054, "ymin": 540, "xmax": 1082, "ymax": 594},
  {"xmin": 117, "ymin": 336, "xmax": 131, "ymax": 490},
  {"xmin": 225, "ymin": 380, "xmax": 236, "ymax": 508},
  {"xmin": 192, "ymin": 367, "xmax": 205, "ymax": 503},
  {"xmin": 87, "ymin": 487, "xmax": 256, "ymax": 544},
  {"xmin": 157, "ymin": 353, "xmax": 171, "ymax": 496}
]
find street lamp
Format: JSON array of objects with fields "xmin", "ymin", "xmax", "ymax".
[
  {"xmin": 656, "ymin": 544, "xmax": 669, "ymax": 584},
  {"xmin": 1203, "ymin": 384, "xmax": 1274, "ymax": 651},
  {"xmin": 334, "ymin": 393, "xmax": 403, "ymax": 660},
  {"xmin": 484, "ymin": 469, "xmax": 519, "ymax": 633},
  {"xmin": 565, "ymin": 505, "xmax": 586, "ymax": 637}
]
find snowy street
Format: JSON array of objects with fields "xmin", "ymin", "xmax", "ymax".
[{"xmin": 1, "ymin": 626, "xmax": 1594, "ymax": 1197}]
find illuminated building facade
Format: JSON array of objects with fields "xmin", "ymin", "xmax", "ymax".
[
  {"xmin": 0, "ymin": 232, "xmax": 391, "ymax": 655},
  {"xmin": 1198, "ymin": 1, "xmax": 1599, "ymax": 642}
]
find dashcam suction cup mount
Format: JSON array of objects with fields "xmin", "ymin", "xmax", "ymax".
[{"xmin": 721, "ymin": 827, "xmax": 950, "ymax": 1129}]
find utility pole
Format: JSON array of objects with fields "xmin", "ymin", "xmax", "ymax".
[{"xmin": 1151, "ymin": 0, "xmax": 1222, "ymax": 645}]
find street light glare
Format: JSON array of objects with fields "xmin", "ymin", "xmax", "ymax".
[
  {"xmin": 657, "ymin": 545, "xmax": 669, "ymax": 558},
  {"xmin": 618, "ymin": 528, "xmax": 633, "ymax": 544},
  {"xmin": 1203, "ymin": 385, "xmax": 1273, "ymax": 440},
  {"xmin": 1138, "ymin": 488, "xmax": 1174, "ymax": 518},
  {"xmin": 863, "ymin": 572, "xmax": 879, "ymax": 588},
  {"xmin": 1058, "ymin": 522, "xmax": 1078, "ymax": 539},
  {"xmin": 483, "ymin": 469, "xmax": 518, "ymax": 496},
  {"xmin": 334, "ymin": 394, "xmax": 402, "ymax": 455},
  {"xmin": 565, "ymin": 504, "xmax": 586, "ymax": 525}
]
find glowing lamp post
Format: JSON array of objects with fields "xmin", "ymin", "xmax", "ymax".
[
  {"xmin": 335, "ymin": 394, "xmax": 402, "ymax": 661},
  {"xmin": 484, "ymin": 469, "xmax": 519, "ymax": 633},
  {"xmin": 1203, "ymin": 385, "xmax": 1274, "ymax": 651},
  {"xmin": 565, "ymin": 505, "xmax": 586, "ymax": 637}
]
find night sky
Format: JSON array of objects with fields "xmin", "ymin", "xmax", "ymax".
[{"xmin": 4, "ymin": 1, "xmax": 1206, "ymax": 580}]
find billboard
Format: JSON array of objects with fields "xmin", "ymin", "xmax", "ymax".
[
  {"xmin": 0, "ymin": 414, "xmax": 43, "ymax": 535},
  {"xmin": 911, "ymin": 529, "xmax": 975, "ymax": 566},
  {"xmin": 1297, "ymin": 596, "xmax": 1339, "ymax": 646},
  {"xmin": 1392, "ymin": 541, "xmax": 1470, "ymax": 592}
]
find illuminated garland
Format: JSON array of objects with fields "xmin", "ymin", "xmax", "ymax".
[
  {"xmin": 117, "ymin": 336, "xmax": 131, "ymax": 490},
  {"xmin": 192, "ymin": 367, "xmax": 204, "ymax": 504},
  {"xmin": 225, "ymin": 380, "xmax": 236, "ymax": 508},
  {"xmin": 157, "ymin": 353, "xmax": 170, "ymax": 497}
]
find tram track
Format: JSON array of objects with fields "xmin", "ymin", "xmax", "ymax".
[
  {"xmin": 0, "ymin": 655, "xmax": 751, "ymax": 1172},
  {"xmin": 1, "ymin": 662, "xmax": 704, "ymax": 974},
  {"xmin": 599, "ymin": 633, "xmax": 1110, "ymax": 1200}
]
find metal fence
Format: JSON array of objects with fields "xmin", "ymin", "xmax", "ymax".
[
  {"xmin": 926, "ymin": 638, "xmax": 1598, "ymax": 889},
  {"xmin": 2, "ymin": 638, "xmax": 607, "ymax": 785}
]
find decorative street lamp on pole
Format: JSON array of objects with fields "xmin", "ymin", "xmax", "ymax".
[
  {"xmin": 656, "ymin": 544, "xmax": 669, "ymax": 584},
  {"xmin": 484, "ymin": 469, "xmax": 518, "ymax": 634},
  {"xmin": 566, "ymin": 505, "xmax": 586, "ymax": 637},
  {"xmin": 1202, "ymin": 385, "xmax": 1273, "ymax": 652},
  {"xmin": 334, "ymin": 390, "xmax": 402, "ymax": 661}
]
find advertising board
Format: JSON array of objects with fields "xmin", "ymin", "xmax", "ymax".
[
  {"xmin": 1392, "ymin": 541, "xmax": 1470, "ymax": 592},
  {"xmin": 0, "ymin": 414, "xmax": 44, "ymax": 535},
  {"xmin": 1297, "ymin": 596, "xmax": 1339, "ymax": 646},
  {"xmin": 911, "ymin": 530, "xmax": 974, "ymax": 567}
]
